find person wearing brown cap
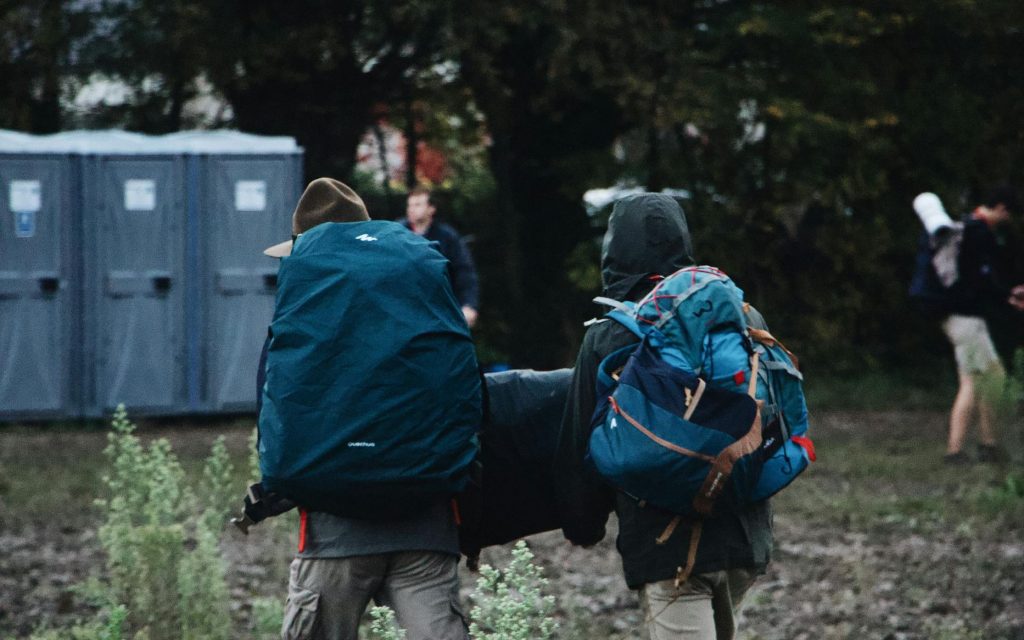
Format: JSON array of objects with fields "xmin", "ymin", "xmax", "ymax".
[
  {"xmin": 263, "ymin": 177, "xmax": 370, "ymax": 257},
  {"xmin": 258, "ymin": 178, "xmax": 473, "ymax": 640}
]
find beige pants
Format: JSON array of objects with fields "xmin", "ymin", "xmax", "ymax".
[
  {"xmin": 281, "ymin": 552, "xmax": 468, "ymax": 640},
  {"xmin": 640, "ymin": 569, "xmax": 757, "ymax": 640}
]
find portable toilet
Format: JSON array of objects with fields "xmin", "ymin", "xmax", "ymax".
[
  {"xmin": 0, "ymin": 132, "xmax": 82, "ymax": 420},
  {"xmin": 0, "ymin": 129, "xmax": 302, "ymax": 421},
  {"xmin": 168, "ymin": 132, "xmax": 302, "ymax": 413},
  {"xmin": 74, "ymin": 131, "xmax": 191, "ymax": 417},
  {"xmin": 77, "ymin": 131, "xmax": 302, "ymax": 418}
]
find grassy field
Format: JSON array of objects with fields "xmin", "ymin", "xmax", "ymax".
[{"xmin": 1, "ymin": 377, "xmax": 1022, "ymax": 639}]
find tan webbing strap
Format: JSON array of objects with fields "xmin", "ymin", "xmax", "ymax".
[
  {"xmin": 748, "ymin": 327, "xmax": 800, "ymax": 369},
  {"xmin": 747, "ymin": 327, "xmax": 777, "ymax": 347},
  {"xmin": 747, "ymin": 351, "xmax": 760, "ymax": 398},
  {"xmin": 682, "ymin": 379, "xmax": 706, "ymax": 421},
  {"xmin": 674, "ymin": 520, "xmax": 703, "ymax": 588},
  {"xmin": 611, "ymin": 398, "xmax": 717, "ymax": 463},
  {"xmin": 656, "ymin": 515, "xmax": 682, "ymax": 545},
  {"xmin": 691, "ymin": 351, "xmax": 764, "ymax": 515},
  {"xmin": 692, "ymin": 409, "xmax": 764, "ymax": 515}
]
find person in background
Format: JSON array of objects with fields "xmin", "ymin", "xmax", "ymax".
[
  {"xmin": 403, "ymin": 186, "xmax": 480, "ymax": 327},
  {"xmin": 941, "ymin": 186, "xmax": 1024, "ymax": 464}
]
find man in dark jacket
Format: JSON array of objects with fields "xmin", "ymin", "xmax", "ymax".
[
  {"xmin": 403, "ymin": 187, "xmax": 480, "ymax": 327},
  {"xmin": 553, "ymin": 193, "xmax": 772, "ymax": 640}
]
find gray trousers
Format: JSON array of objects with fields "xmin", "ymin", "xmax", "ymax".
[
  {"xmin": 639, "ymin": 568, "xmax": 757, "ymax": 640},
  {"xmin": 281, "ymin": 552, "xmax": 468, "ymax": 640}
]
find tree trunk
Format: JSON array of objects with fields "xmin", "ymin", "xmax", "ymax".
[
  {"xmin": 372, "ymin": 122, "xmax": 394, "ymax": 214},
  {"xmin": 404, "ymin": 94, "xmax": 419, "ymax": 189}
]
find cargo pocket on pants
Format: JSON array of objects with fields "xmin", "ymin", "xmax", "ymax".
[{"xmin": 282, "ymin": 585, "xmax": 320, "ymax": 640}]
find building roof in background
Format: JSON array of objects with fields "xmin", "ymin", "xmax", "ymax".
[{"xmin": 0, "ymin": 129, "xmax": 302, "ymax": 154}]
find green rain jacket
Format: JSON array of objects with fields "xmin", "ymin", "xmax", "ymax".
[{"xmin": 552, "ymin": 193, "xmax": 773, "ymax": 589}]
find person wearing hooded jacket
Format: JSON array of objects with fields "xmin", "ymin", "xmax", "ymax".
[{"xmin": 553, "ymin": 193, "xmax": 773, "ymax": 640}]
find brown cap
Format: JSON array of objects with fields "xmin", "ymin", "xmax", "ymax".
[{"xmin": 263, "ymin": 178, "xmax": 369, "ymax": 257}]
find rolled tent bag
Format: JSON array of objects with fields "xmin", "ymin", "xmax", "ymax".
[{"xmin": 458, "ymin": 368, "xmax": 572, "ymax": 562}]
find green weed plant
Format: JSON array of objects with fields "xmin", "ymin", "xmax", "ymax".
[
  {"xmin": 365, "ymin": 540, "xmax": 558, "ymax": 640},
  {"xmin": 468, "ymin": 541, "xmax": 558, "ymax": 640},
  {"xmin": 21, "ymin": 605, "xmax": 128, "ymax": 640},
  {"xmin": 93, "ymin": 405, "xmax": 232, "ymax": 640},
  {"xmin": 368, "ymin": 607, "xmax": 407, "ymax": 640},
  {"xmin": 249, "ymin": 597, "xmax": 286, "ymax": 640},
  {"xmin": 362, "ymin": 540, "xmax": 557, "ymax": 638}
]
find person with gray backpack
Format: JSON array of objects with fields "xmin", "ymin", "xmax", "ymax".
[
  {"xmin": 910, "ymin": 187, "xmax": 1024, "ymax": 464},
  {"xmin": 553, "ymin": 194, "xmax": 786, "ymax": 640}
]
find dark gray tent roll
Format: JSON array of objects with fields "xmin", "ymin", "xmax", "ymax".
[{"xmin": 459, "ymin": 368, "xmax": 572, "ymax": 561}]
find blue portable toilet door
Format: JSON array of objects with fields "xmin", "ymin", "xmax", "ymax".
[
  {"xmin": 201, "ymin": 157, "xmax": 296, "ymax": 412},
  {"xmin": 89, "ymin": 157, "xmax": 186, "ymax": 414},
  {"xmin": 0, "ymin": 158, "xmax": 75, "ymax": 417}
]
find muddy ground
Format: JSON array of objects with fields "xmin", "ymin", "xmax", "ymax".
[{"xmin": 1, "ymin": 410, "xmax": 1022, "ymax": 639}]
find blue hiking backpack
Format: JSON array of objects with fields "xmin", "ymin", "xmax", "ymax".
[
  {"xmin": 258, "ymin": 220, "xmax": 482, "ymax": 519},
  {"xmin": 587, "ymin": 266, "xmax": 814, "ymax": 578}
]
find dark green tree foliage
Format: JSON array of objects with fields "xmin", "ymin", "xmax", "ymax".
[
  {"xmin": 603, "ymin": 2, "xmax": 1024, "ymax": 370},
  {"xmin": 5, "ymin": 0, "xmax": 1024, "ymax": 372},
  {"xmin": 77, "ymin": 0, "xmax": 214, "ymax": 132},
  {"xmin": 0, "ymin": 0, "xmax": 89, "ymax": 132},
  {"xmin": 201, "ymin": 1, "xmax": 450, "ymax": 180},
  {"xmin": 451, "ymin": 0, "xmax": 627, "ymax": 366}
]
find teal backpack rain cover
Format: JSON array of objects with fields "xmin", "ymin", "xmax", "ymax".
[{"xmin": 258, "ymin": 220, "xmax": 482, "ymax": 519}]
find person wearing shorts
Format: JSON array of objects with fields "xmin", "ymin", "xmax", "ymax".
[
  {"xmin": 941, "ymin": 315, "xmax": 1004, "ymax": 464},
  {"xmin": 940, "ymin": 186, "xmax": 1024, "ymax": 464}
]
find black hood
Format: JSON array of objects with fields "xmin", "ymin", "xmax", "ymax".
[{"xmin": 601, "ymin": 193, "xmax": 694, "ymax": 300}]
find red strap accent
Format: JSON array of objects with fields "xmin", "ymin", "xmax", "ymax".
[
  {"xmin": 732, "ymin": 370, "xmax": 746, "ymax": 386},
  {"xmin": 298, "ymin": 508, "xmax": 308, "ymax": 553},
  {"xmin": 450, "ymin": 498, "xmax": 462, "ymax": 526},
  {"xmin": 792, "ymin": 435, "xmax": 817, "ymax": 462}
]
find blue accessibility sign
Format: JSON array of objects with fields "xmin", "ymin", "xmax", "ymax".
[{"xmin": 14, "ymin": 210, "xmax": 35, "ymax": 238}]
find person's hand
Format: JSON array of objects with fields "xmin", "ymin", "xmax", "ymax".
[
  {"xmin": 462, "ymin": 306, "xmax": 479, "ymax": 328},
  {"xmin": 1009, "ymin": 285, "xmax": 1024, "ymax": 311}
]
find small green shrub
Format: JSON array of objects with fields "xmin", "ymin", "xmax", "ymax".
[
  {"xmin": 94, "ymin": 405, "xmax": 232, "ymax": 640},
  {"xmin": 23, "ymin": 604, "xmax": 128, "ymax": 640},
  {"xmin": 198, "ymin": 435, "xmax": 236, "ymax": 535},
  {"xmin": 365, "ymin": 541, "xmax": 558, "ymax": 640},
  {"xmin": 250, "ymin": 596, "xmax": 285, "ymax": 640},
  {"xmin": 369, "ymin": 606, "xmax": 407, "ymax": 640},
  {"xmin": 977, "ymin": 472, "xmax": 1024, "ymax": 523},
  {"xmin": 468, "ymin": 540, "xmax": 558, "ymax": 640}
]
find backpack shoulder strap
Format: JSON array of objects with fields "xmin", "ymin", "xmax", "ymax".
[
  {"xmin": 593, "ymin": 297, "xmax": 644, "ymax": 339},
  {"xmin": 593, "ymin": 295, "xmax": 634, "ymax": 313}
]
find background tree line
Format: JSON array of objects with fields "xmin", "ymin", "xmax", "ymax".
[{"xmin": 5, "ymin": 0, "xmax": 1024, "ymax": 373}]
